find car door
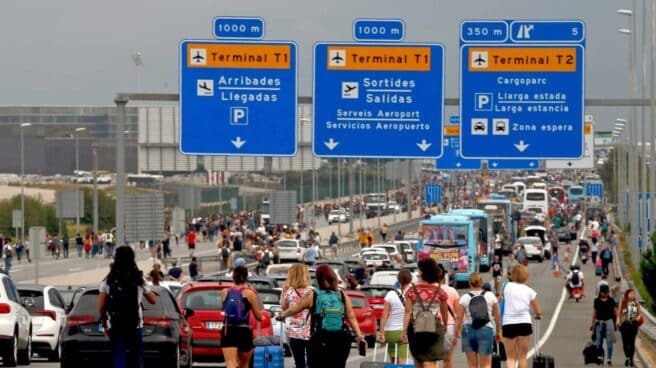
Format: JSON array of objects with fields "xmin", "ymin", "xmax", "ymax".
[
  {"xmin": 4, "ymin": 278, "xmax": 30, "ymax": 346},
  {"xmin": 48, "ymin": 288, "xmax": 68, "ymax": 334}
]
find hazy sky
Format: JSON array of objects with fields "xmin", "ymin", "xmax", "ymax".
[{"xmin": 0, "ymin": 0, "xmax": 638, "ymax": 130}]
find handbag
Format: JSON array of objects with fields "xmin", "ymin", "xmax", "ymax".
[{"xmin": 637, "ymin": 314, "xmax": 644, "ymax": 327}]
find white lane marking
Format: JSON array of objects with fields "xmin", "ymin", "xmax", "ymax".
[
  {"xmin": 68, "ymin": 268, "xmax": 81, "ymax": 272},
  {"xmin": 526, "ymin": 244, "xmax": 580, "ymax": 360}
]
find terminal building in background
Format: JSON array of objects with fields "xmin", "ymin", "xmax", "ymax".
[{"xmin": 0, "ymin": 105, "xmax": 139, "ymax": 175}]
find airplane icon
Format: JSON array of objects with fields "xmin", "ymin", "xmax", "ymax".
[
  {"xmin": 329, "ymin": 49, "xmax": 347, "ymax": 67},
  {"xmin": 471, "ymin": 51, "xmax": 488, "ymax": 68},
  {"xmin": 344, "ymin": 84, "xmax": 356, "ymax": 93},
  {"xmin": 196, "ymin": 79, "xmax": 214, "ymax": 96},
  {"xmin": 193, "ymin": 51, "xmax": 205, "ymax": 63},
  {"xmin": 332, "ymin": 52, "xmax": 344, "ymax": 63},
  {"xmin": 341, "ymin": 81, "xmax": 358, "ymax": 99},
  {"xmin": 198, "ymin": 81, "xmax": 212, "ymax": 91}
]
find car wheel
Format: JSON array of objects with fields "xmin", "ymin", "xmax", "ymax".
[
  {"xmin": 538, "ymin": 256, "xmax": 544, "ymax": 263},
  {"xmin": 3, "ymin": 333, "xmax": 18, "ymax": 367},
  {"xmin": 47, "ymin": 337, "xmax": 61, "ymax": 362},
  {"xmin": 365, "ymin": 335, "xmax": 376, "ymax": 348},
  {"xmin": 163, "ymin": 345, "xmax": 181, "ymax": 368},
  {"xmin": 17, "ymin": 330, "xmax": 31, "ymax": 365}
]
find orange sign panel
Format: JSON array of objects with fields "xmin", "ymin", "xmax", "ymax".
[
  {"xmin": 444, "ymin": 126, "xmax": 460, "ymax": 136},
  {"xmin": 468, "ymin": 47, "xmax": 577, "ymax": 72},
  {"xmin": 186, "ymin": 43, "xmax": 291, "ymax": 69},
  {"xmin": 584, "ymin": 123, "xmax": 592, "ymax": 135},
  {"xmin": 327, "ymin": 46, "xmax": 431, "ymax": 71}
]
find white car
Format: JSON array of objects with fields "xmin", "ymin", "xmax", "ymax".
[
  {"xmin": 360, "ymin": 250, "xmax": 392, "ymax": 268},
  {"xmin": 515, "ymin": 236, "xmax": 546, "ymax": 262},
  {"xmin": 0, "ymin": 274, "xmax": 32, "ymax": 366},
  {"xmin": 370, "ymin": 270, "xmax": 418, "ymax": 286},
  {"xmin": 386, "ymin": 201, "xmax": 401, "ymax": 214},
  {"xmin": 372, "ymin": 244, "xmax": 401, "ymax": 259},
  {"xmin": 393, "ymin": 240, "xmax": 416, "ymax": 262},
  {"xmin": 17, "ymin": 284, "xmax": 67, "ymax": 362},
  {"xmin": 96, "ymin": 175, "xmax": 112, "ymax": 184},
  {"xmin": 276, "ymin": 239, "xmax": 306, "ymax": 262},
  {"xmin": 327, "ymin": 209, "xmax": 349, "ymax": 224}
]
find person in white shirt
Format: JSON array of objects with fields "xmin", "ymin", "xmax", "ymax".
[
  {"xmin": 501, "ymin": 264, "xmax": 543, "ymax": 368},
  {"xmin": 566, "ymin": 265, "xmax": 585, "ymax": 297},
  {"xmin": 377, "ymin": 269, "xmax": 412, "ymax": 365},
  {"xmin": 438, "ymin": 263, "xmax": 460, "ymax": 368}
]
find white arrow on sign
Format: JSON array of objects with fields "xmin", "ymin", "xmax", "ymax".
[
  {"xmin": 231, "ymin": 137, "xmax": 246, "ymax": 149},
  {"xmin": 324, "ymin": 138, "xmax": 339, "ymax": 151},
  {"xmin": 491, "ymin": 162, "xmax": 498, "ymax": 168},
  {"xmin": 416, "ymin": 139, "xmax": 432, "ymax": 151},
  {"xmin": 514, "ymin": 140, "xmax": 529, "ymax": 152},
  {"xmin": 456, "ymin": 162, "xmax": 462, "ymax": 168},
  {"xmin": 529, "ymin": 161, "xmax": 535, "ymax": 167}
]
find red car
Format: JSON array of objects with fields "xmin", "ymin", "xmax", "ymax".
[
  {"xmin": 358, "ymin": 285, "xmax": 396, "ymax": 324},
  {"xmin": 343, "ymin": 290, "xmax": 377, "ymax": 348},
  {"xmin": 177, "ymin": 282, "xmax": 273, "ymax": 364}
]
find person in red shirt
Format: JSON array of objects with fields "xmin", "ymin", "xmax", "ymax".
[
  {"xmin": 402, "ymin": 258, "xmax": 449, "ymax": 367},
  {"xmin": 187, "ymin": 229, "xmax": 197, "ymax": 257}
]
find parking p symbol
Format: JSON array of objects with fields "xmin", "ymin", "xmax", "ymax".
[
  {"xmin": 475, "ymin": 93, "xmax": 493, "ymax": 111},
  {"xmin": 230, "ymin": 107, "xmax": 249, "ymax": 125}
]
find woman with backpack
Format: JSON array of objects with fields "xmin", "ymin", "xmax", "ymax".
[
  {"xmin": 221, "ymin": 265, "xmax": 264, "ymax": 368},
  {"xmin": 278, "ymin": 264, "xmax": 364, "ymax": 368},
  {"xmin": 401, "ymin": 258, "xmax": 449, "ymax": 368},
  {"xmin": 377, "ymin": 269, "xmax": 413, "ymax": 364},
  {"xmin": 501, "ymin": 264, "xmax": 542, "ymax": 368},
  {"xmin": 281, "ymin": 264, "xmax": 312, "ymax": 368},
  {"xmin": 454, "ymin": 272, "xmax": 501, "ymax": 368},
  {"xmin": 98, "ymin": 246, "xmax": 157, "ymax": 368}
]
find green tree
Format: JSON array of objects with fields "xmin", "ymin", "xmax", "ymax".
[
  {"xmin": 0, "ymin": 195, "xmax": 58, "ymax": 237},
  {"xmin": 80, "ymin": 188, "xmax": 115, "ymax": 231}
]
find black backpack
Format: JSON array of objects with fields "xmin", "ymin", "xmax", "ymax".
[
  {"xmin": 571, "ymin": 270, "xmax": 580, "ymax": 285},
  {"xmin": 106, "ymin": 277, "xmax": 140, "ymax": 335},
  {"xmin": 468, "ymin": 291, "xmax": 490, "ymax": 329}
]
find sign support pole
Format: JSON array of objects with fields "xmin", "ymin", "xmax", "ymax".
[{"xmin": 407, "ymin": 160, "xmax": 412, "ymax": 220}]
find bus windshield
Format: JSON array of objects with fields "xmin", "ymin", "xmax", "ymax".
[
  {"xmin": 422, "ymin": 224, "xmax": 470, "ymax": 271},
  {"xmin": 525, "ymin": 192, "xmax": 546, "ymax": 201}
]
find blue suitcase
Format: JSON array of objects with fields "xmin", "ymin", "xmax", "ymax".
[{"xmin": 253, "ymin": 345, "xmax": 284, "ymax": 368}]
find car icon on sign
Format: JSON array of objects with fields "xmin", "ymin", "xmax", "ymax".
[
  {"xmin": 495, "ymin": 122, "xmax": 505, "ymax": 132},
  {"xmin": 474, "ymin": 122, "xmax": 486, "ymax": 131}
]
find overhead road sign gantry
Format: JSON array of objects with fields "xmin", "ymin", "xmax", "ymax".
[
  {"xmin": 313, "ymin": 42, "xmax": 445, "ymax": 158},
  {"xmin": 179, "ymin": 39, "xmax": 297, "ymax": 156},
  {"xmin": 460, "ymin": 20, "xmax": 585, "ymax": 159},
  {"xmin": 436, "ymin": 116, "xmax": 482, "ymax": 170}
]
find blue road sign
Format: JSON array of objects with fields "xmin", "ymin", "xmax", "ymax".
[
  {"xmin": 585, "ymin": 182, "xmax": 604, "ymax": 198},
  {"xmin": 313, "ymin": 42, "xmax": 445, "ymax": 158},
  {"xmin": 353, "ymin": 19, "xmax": 405, "ymax": 42},
  {"xmin": 436, "ymin": 117, "xmax": 482, "ymax": 170},
  {"xmin": 460, "ymin": 20, "xmax": 585, "ymax": 159},
  {"xmin": 488, "ymin": 159, "xmax": 539, "ymax": 170},
  {"xmin": 213, "ymin": 17, "xmax": 265, "ymax": 39},
  {"xmin": 425, "ymin": 184, "xmax": 442, "ymax": 204},
  {"xmin": 179, "ymin": 40, "xmax": 297, "ymax": 156}
]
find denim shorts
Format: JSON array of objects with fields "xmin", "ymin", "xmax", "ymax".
[{"xmin": 461, "ymin": 324, "xmax": 494, "ymax": 355}]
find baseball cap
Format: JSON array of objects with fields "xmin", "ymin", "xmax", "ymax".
[
  {"xmin": 233, "ymin": 257, "xmax": 246, "ymax": 268},
  {"xmin": 599, "ymin": 284, "xmax": 610, "ymax": 294}
]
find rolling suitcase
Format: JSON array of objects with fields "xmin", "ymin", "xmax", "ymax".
[
  {"xmin": 360, "ymin": 343, "xmax": 413, "ymax": 368},
  {"xmin": 583, "ymin": 341, "xmax": 601, "ymax": 365},
  {"xmin": 492, "ymin": 342, "xmax": 506, "ymax": 368},
  {"xmin": 253, "ymin": 322, "xmax": 284, "ymax": 368},
  {"xmin": 532, "ymin": 320, "xmax": 555, "ymax": 368}
]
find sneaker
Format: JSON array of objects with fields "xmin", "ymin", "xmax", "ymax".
[
  {"xmin": 607, "ymin": 360, "xmax": 612, "ymax": 366},
  {"xmin": 629, "ymin": 358, "xmax": 635, "ymax": 367},
  {"xmin": 625, "ymin": 358, "xmax": 629, "ymax": 366}
]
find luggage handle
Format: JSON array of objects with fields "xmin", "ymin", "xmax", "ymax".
[
  {"xmin": 534, "ymin": 318, "xmax": 540, "ymax": 356},
  {"xmin": 373, "ymin": 342, "xmax": 409, "ymax": 364}
]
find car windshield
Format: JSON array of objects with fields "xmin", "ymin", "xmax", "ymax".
[
  {"xmin": 361, "ymin": 287, "xmax": 392, "ymax": 298},
  {"xmin": 183, "ymin": 289, "xmax": 222, "ymax": 310},
  {"xmin": 519, "ymin": 238, "xmax": 541, "ymax": 245},
  {"xmin": 375, "ymin": 246, "xmax": 395, "ymax": 254},
  {"xmin": 277, "ymin": 241, "xmax": 298, "ymax": 248},
  {"xmin": 17, "ymin": 289, "xmax": 45, "ymax": 313},
  {"xmin": 72, "ymin": 290, "xmax": 100, "ymax": 318},
  {"xmin": 363, "ymin": 253, "xmax": 387, "ymax": 260},
  {"xmin": 350, "ymin": 296, "xmax": 366, "ymax": 308}
]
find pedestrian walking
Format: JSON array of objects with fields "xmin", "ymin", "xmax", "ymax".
[
  {"xmin": 437, "ymin": 263, "xmax": 459, "ymax": 368},
  {"xmin": 98, "ymin": 246, "xmax": 157, "ymax": 368},
  {"xmin": 148, "ymin": 263, "xmax": 164, "ymax": 286},
  {"xmin": 501, "ymin": 264, "xmax": 543, "ymax": 368},
  {"xmin": 75, "ymin": 233, "xmax": 83, "ymax": 257},
  {"xmin": 600, "ymin": 245, "xmax": 613, "ymax": 277},
  {"xmin": 186, "ymin": 230, "xmax": 197, "ymax": 257},
  {"xmin": 167, "ymin": 261, "xmax": 183, "ymax": 280},
  {"xmin": 189, "ymin": 257, "xmax": 199, "ymax": 280},
  {"xmin": 377, "ymin": 269, "xmax": 412, "ymax": 365},
  {"xmin": 591, "ymin": 284, "xmax": 618, "ymax": 365},
  {"xmin": 278, "ymin": 264, "xmax": 365, "ymax": 368},
  {"xmin": 62, "ymin": 233, "xmax": 69, "ymax": 258},
  {"xmin": 617, "ymin": 289, "xmax": 641, "ymax": 367},
  {"xmin": 84, "ymin": 234, "xmax": 92, "ymax": 259},
  {"xmin": 402, "ymin": 258, "xmax": 449, "ymax": 368},
  {"xmin": 328, "ymin": 231, "xmax": 340, "ymax": 258},
  {"xmin": 454, "ymin": 272, "xmax": 502, "ymax": 368},
  {"xmin": 24, "ymin": 240, "xmax": 31, "ymax": 263},
  {"xmin": 591, "ymin": 237, "xmax": 599, "ymax": 265},
  {"xmin": 221, "ymin": 265, "xmax": 264, "ymax": 368},
  {"xmin": 281, "ymin": 264, "xmax": 312, "ymax": 368},
  {"xmin": 380, "ymin": 223, "xmax": 389, "ymax": 242},
  {"xmin": 2, "ymin": 239, "xmax": 14, "ymax": 274}
]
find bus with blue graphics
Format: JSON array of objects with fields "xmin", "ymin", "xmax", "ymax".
[
  {"xmin": 449, "ymin": 209, "xmax": 494, "ymax": 272},
  {"xmin": 567, "ymin": 185, "xmax": 585, "ymax": 202},
  {"xmin": 476, "ymin": 198, "xmax": 518, "ymax": 254},
  {"xmin": 419, "ymin": 214, "xmax": 477, "ymax": 285}
]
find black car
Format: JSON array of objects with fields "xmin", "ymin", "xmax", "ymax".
[{"xmin": 61, "ymin": 286, "xmax": 192, "ymax": 368}]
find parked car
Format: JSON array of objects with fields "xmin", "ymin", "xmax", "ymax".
[
  {"xmin": 177, "ymin": 282, "xmax": 273, "ymax": 364},
  {"xmin": 61, "ymin": 286, "xmax": 192, "ymax": 367},
  {"xmin": 17, "ymin": 284, "xmax": 67, "ymax": 361},
  {"xmin": 358, "ymin": 285, "xmax": 395, "ymax": 323},
  {"xmin": 54, "ymin": 285, "xmax": 87, "ymax": 312},
  {"xmin": 275, "ymin": 239, "xmax": 306, "ymax": 262},
  {"xmin": 393, "ymin": 240, "xmax": 416, "ymax": 263},
  {"xmin": 198, "ymin": 274, "xmax": 277, "ymax": 290},
  {"xmin": 386, "ymin": 201, "xmax": 402, "ymax": 214},
  {"xmin": 343, "ymin": 290, "xmax": 377, "ymax": 348},
  {"xmin": 514, "ymin": 236, "xmax": 546, "ymax": 262},
  {"xmin": 0, "ymin": 274, "xmax": 32, "ymax": 366},
  {"xmin": 369, "ymin": 270, "xmax": 418, "ymax": 287},
  {"xmin": 360, "ymin": 250, "xmax": 392, "ymax": 268},
  {"xmin": 372, "ymin": 244, "xmax": 401, "ymax": 259}
]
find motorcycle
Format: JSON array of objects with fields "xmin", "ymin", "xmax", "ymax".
[{"xmin": 570, "ymin": 286, "xmax": 584, "ymax": 302}]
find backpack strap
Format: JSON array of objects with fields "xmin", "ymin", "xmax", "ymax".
[
  {"xmin": 425, "ymin": 285, "xmax": 441, "ymax": 312},
  {"xmin": 393, "ymin": 289, "xmax": 405, "ymax": 304}
]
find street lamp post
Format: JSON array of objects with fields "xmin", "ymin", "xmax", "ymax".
[
  {"xmin": 20, "ymin": 123, "xmax": 31, "ymax": 247},
  {"xmin": 74, "ymin": 127, "xmax": 86, "ymax": 235}
]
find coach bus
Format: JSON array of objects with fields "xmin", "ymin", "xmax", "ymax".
[{"xmin": 449, "ymin": 209, "xmax": 494, "ymax": 272}]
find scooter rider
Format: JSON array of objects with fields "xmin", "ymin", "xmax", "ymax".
[
  {"xmin": 579, "ymin": 238, "xmax": 590, "ymax": 264},
  {"xmin": 566, "ymin": 264, "xmax": 585, "ymax": 297}
]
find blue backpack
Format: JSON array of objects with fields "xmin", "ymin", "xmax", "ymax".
[
  {"xmin": 312, "ymin": 288, "xmax": 345, "ymax": 332},
  {"xmin": 224, "ymin": 287, "xmax": 250, "ymax": 325}
]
